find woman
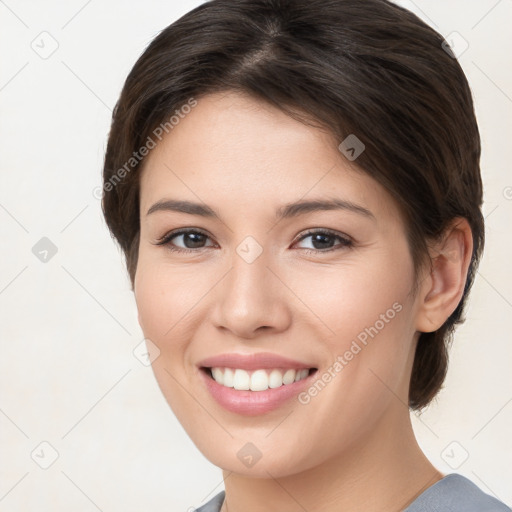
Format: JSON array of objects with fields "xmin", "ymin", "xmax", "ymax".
[{"xmin": 101, "ymin": 0, "xmax": 510, "ymax": 510}]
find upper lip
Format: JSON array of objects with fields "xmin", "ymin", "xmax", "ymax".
[{"xmin": 198, "ymin": 352, "xmax": 316, "ymax": 371}]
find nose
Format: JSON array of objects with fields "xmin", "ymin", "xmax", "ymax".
[{"xmin": 211, "ymin": 247, "xmax": 292, "ymax": 340}]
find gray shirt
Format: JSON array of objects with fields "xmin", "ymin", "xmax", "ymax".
[{"xmin": 193, "ymin": 473, "xmax": 511, "ymax": 511}]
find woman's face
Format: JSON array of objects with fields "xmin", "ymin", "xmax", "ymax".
[{"xmin": 134, "ymin": 91, "xmax": 424, "ymax": 477}]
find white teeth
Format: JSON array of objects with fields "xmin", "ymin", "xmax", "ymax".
[
  {"xmin": 209, "ymin": 367, "xmax": 311, "ymax": 391},
  {"xmin": 269, "ymin": 369, "xmax": 283, "ymax": 388},
  {"xmin": 233, "ymin": 369, "xmax": 250, "ymax": 390},
  {"xmin": 211, "ymin": 367, "xmax": 223, "ymax": 382},
  {"xmin": 282, "ymin": 369, "xmax": 296, "ymax": 385},
  {"xmin": 223, "ymin": 367, "xmax": 234, "ymax": 388},
  {"xmin": 250, "ymin": 370, "xmax": 268, "ymax": 391}
]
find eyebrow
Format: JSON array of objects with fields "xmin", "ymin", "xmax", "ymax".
[{"xmin": 146, "ymin": 197, "xmax": 375, "ymax": 221}]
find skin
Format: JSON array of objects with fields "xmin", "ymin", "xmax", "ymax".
[{"xmin": 134, "ymin": 91, "xmax": 473, "ymax": 512}]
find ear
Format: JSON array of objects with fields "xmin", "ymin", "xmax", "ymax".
[{"xmin": 416, "ymin": 218, "xmax": 474, "ymax": 333}]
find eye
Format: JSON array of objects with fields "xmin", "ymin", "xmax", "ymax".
[
  {"xmin": 152, "ymin": 229, "xmax": 216, "ymax": 253},
  {"xmin": 153, "ymin": 227, "xmax": 353, "ymax": 255},
  {"xmin": 293, "ymin": 229, "xmax": 353, "ymax": 254}
]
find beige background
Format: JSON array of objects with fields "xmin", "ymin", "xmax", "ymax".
[{"xmin": 0, "ymin": 0, "xmax": 511, "ymax": 510}]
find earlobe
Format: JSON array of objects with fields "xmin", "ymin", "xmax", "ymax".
[{"xmin": 416, "ymin": 218, "xmax": 473, "ymax": 333}]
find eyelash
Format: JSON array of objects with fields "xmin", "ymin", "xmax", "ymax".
[{"xmin": 153, "ymin": 228, "xmax": 353, "ymax": 255}]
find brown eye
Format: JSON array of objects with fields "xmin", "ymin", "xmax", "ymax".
[
  {"xmin": 294, "ymin": 229, "xmax": 353, "ymax": 254},
  {"xmin": 154, "ymin": 229, "xmax": 215, "ymax": 253}
]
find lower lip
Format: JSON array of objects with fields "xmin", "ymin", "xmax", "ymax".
[{"xmin": 199, "ymin": 368, "xmax": 317, "ymax": 416}]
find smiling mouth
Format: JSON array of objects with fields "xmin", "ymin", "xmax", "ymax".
[{"xmin": 201, "ymin": 367, "xmax": 317, "ymax": 392}]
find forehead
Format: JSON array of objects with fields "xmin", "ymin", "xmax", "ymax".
[{"xmin": 138, "ymin": 92, "xmax": 401, "ymax": 225}]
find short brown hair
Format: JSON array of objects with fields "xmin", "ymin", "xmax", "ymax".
[{"xmin": 102, "ymin": 0, "xmax": 484, "ymax": 410}]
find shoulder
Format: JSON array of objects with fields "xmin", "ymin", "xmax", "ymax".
[
  {"xmin": 193, "ymin": 490, "xmax": 225, "ymax": 512},
  {"xmin": 404, "ymin": 473, "xmax": 511, "ymax": 512},
  {"xmin": 191, "ymin": 477, "xmax": 511, "ymax": 512}
]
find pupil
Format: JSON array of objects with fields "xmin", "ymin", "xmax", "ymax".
[
  {"xmin": 312, "ymin": 233, "xmax": 333, "ymax": 249},
  {"xmin": 182, "ymin": 233, "xmax": 335, "ymax": 249},
  {"xmin": 185, "ymin": 233, "xmax": 205, "ymax": 248}
]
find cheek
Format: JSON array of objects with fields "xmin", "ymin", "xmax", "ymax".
[
  {"xmin": 133, "ymin": 260, "xmax": 205, "ymax": 423},
  {"xmin": 288, "ymin": 254, "xmax": 414, "ymax": 343},
  {"xmin": 133, "ymin": 254, "xmax": 222, "ymax": 391},
  {"xmin": 134, "ymin": 255, "xmax": 205, "ymax": 343},
  {"xmin": 289, "ymin": 252, "xmax": 416, "ymax": 408},
  {"xmin": 134, "ymin": 260, "xmax": 188, "ymax": 384}
]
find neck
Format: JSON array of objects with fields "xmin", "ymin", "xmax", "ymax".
[{"xmin": 220, "ymin": 408, "xmax": 443, "ymax": 512}]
